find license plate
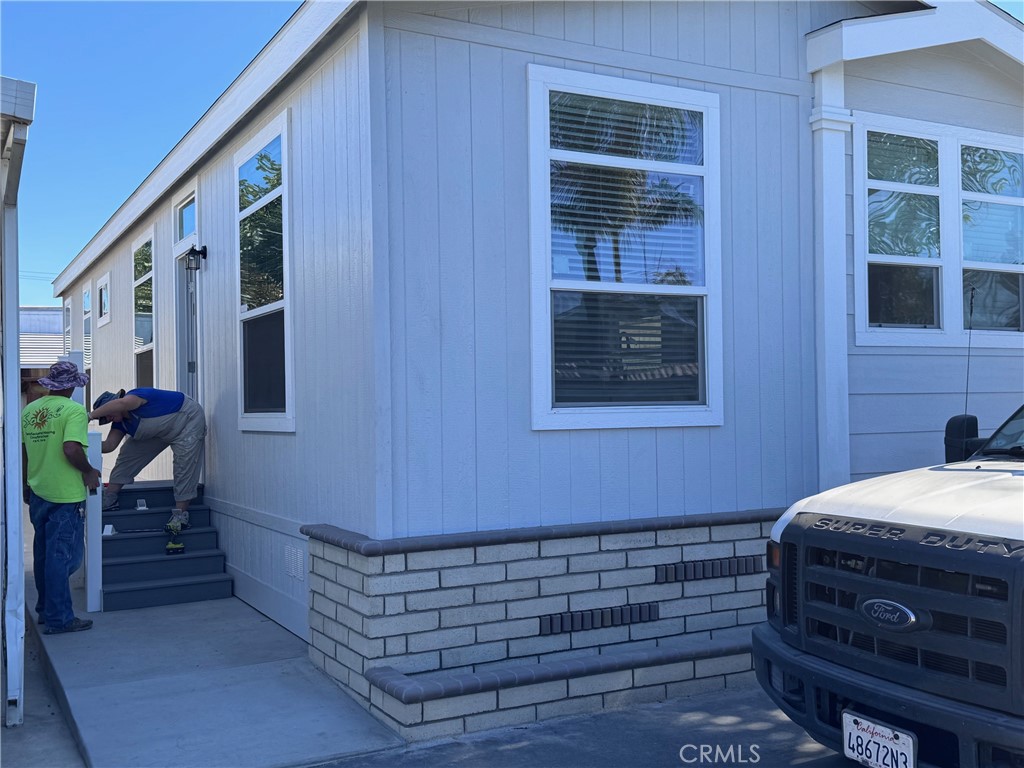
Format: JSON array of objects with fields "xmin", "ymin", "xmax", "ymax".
[{"xmin": 842, "ymin": 711, "xmax": 916, "ymax": 768}]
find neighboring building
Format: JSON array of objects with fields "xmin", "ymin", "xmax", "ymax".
[
  {"xmin": 51, "ymin": 1, "xmax": 1023, "ymax": 739},
  {"xmin": 18, "ymin": 306, "xmax": 65, "ymax": 405}
]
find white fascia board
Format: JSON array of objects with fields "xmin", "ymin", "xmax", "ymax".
[
  {"xmin": 3, "ymin": 122, "xmax": 28, "ymax": 206},
  {"xmin": 807, "ymin": 1, "xmax": 1024, "ymax": 74},
  {"xmin": 53, "ymin": 0, "xmax": 357, "ymax": 296}
]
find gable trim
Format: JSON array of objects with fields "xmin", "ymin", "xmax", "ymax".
[{"xmin": 807, "ymin": 1, "xmax": 1024, "ymax": 74}]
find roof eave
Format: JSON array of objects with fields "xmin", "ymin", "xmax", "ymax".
[{"xmin": 53, "ymin": 0, "xmax": 359, "ymax": 297}]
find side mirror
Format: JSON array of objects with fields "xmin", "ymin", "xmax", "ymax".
[{"xmin": 944, "ymin": 414, "xmax": 985, "ymax": 462}]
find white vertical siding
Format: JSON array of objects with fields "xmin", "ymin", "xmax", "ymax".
[
  {"xmin": 192, "ymin": 25, "xmax": 374, "ymax": 629},
  {"xmin": 379, "ymin": 1, "xmax": 860, "ymax": 533},
  {"xmin": 59, "ymin": 21, "xmax": 375, "ymax": 633},
  {"xmin": 844, "ymin": 45, "xmax": 1024, "ymax": 481},
  {"xmin": 846, "ymin": 45, "xmax": 1024, "ymax": 136},
  {"xmin": 197, "ymin": 30, "xmax": 375, "ymax": 532}
]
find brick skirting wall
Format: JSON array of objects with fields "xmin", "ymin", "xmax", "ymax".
[{"xmin": 301, "ymin": 509, "xmax": 778, "ymax": 740}]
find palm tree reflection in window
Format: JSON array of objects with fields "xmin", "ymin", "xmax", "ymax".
[{"xmin": 548, "ymin": 92, "xmax": 706, "ymax": 405}]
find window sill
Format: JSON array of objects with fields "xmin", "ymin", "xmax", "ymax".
[
  {"xmin": 855, "ymin": 328, "xmax": 1023, "ymax": 349},
  {"xmin": 239, "ymin": 414, "xmax": 295, "ymax": 433},
  {"xmin": 532, "ymin": 404, "xmax": 723, "ymax": 431}
]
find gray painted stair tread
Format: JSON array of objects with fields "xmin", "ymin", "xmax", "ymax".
[
  {"xmin": 104, "ymin": 504, "xmax": 211, "ymax": 514},
  {"xmin": 103, "ymin": 550, "xmax": 226, "ymax": 566},
  {"xmin": 102, "ymin": 573, "xmax": 233, "ymax": 594},
  {"xmin": 104, "ymin": 526, "xmax": 218, "ymax": 540},
  {"xmin": 118, "ymin": 480, "xmax": 203, "ymax": 490}
]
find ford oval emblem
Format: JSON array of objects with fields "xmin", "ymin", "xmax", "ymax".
[{"xmin": 860, "ymin": 599, "xmax": 917, "ymax": 631}]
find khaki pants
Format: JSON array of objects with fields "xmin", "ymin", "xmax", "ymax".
[{"xmin": 109, "ymin": 398, "xmax": 207, "ymax": 503}]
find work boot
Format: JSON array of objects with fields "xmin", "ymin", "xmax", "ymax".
[
  {"xmin": 165, "ymin": 510, "xmax": 190, "ymax": 532},
  {"xmin": 44, "ymin": 617, "xmax": 93, "ymax": 635},
  {"xmin": 102, "ymin": 490, "xmax": 119, "ymax": 511}
]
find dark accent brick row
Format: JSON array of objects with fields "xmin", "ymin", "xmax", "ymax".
[
  {"xmin": 538, "ymin": 602, "xmax": 660, "ymax": 636},
  {"xmin": 654, "ymin": 555, "xmax": 764, "ymax": 584}
]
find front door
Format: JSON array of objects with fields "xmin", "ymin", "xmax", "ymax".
[{"xmin": 176, "ymin": 255, "xmax": 199, "ymax": 400}]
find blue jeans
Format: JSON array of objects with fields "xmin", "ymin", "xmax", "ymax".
[{"xmin": 29, "ymin": 491, "xmax": 85, "ymax": 628}]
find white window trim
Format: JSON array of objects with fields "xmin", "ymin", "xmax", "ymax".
[
  {"xmin": 172, "ymin": 184, "xmax": 198, "ymax": 256},
  {"xmin": 131, "ymin": 230, "xmax": 156, "ymax": 385},
  {"xmin": 171, "ymin": 179, "xmax": 204, "ymax": 407},
  {"xmin": 527, "ymin": 65, "xmax": 723, "ymax": 430},
  {"xmin": 81, "ymin": 282, "xmax": 92, "ymax": 371},
  {"xmin": 233, "ymin": 111, "xmax": 294, "ymax": 432},
  {"xmin": 96, "ymin": 272, "xmax": 111, "ymax": 328},
  {"xmin": 63, "ymin": 296, "xmax": 73, "ymax": 354},
  {"xmin": 853, "ymin": 111, "xmax": 1024, "ymax": 348}
]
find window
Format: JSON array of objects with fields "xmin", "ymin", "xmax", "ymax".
[
  {"xmin": 528, "ymin": 66, "xmax": 722, "ymax": 429},
  {"xmin": 63, "ymin": 299, "xmax": 72, "ymax": 354},
  {"xmin": 235, "ymin": 113, "xmax": 292, "ymax": 430},
  {"xmin": 961, "ymin": 145, "xmax": 1023, "ymax": 331},
  {"xmin": 96, "ymin": 272, "xmax": 111, "ymax": 328},
  {"xmin": 175, "ymin": 194, "xmax": 196, "ymax": 244},
  {"xmin": 133, "ymin": 236, "xmax": 155, "ymax": 387},
  {"xmin": 856, "ymin": 118, "xmax": 1023, "ymax": 345},
  {"xmin": 82, "ymin": 286, "xmax": 92, "ymax": 407}
]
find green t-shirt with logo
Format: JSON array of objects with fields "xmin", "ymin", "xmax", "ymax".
[{"xmin": 22, "ymin": 396, "xmax": 89, "ymax": 503}]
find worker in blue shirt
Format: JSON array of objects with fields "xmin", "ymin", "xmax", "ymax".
[{"xmin": 89, "ymin": 388, "xmax": 207, "ymax": 531}]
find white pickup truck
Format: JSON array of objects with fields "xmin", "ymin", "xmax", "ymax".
[{"xmin": 753, "ymin": 405, "xmax": 1024, "ymax": 768}]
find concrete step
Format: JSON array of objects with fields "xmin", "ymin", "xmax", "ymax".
[
  {"xmin": 102, "ymin": 573, "xmax": 234, "ymax": 612},
  {"xmin": 103, "ymin": 505, "xmax": 211, "ymax": 532},
  {"xmin": 103, "ymin": 526, "xmax": 219, "ymax": 558},
  {"xmin": 103, "ymin": 549, "xmax": 227, "ymax": 584}
]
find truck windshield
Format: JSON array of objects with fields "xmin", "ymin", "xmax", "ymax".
[{"xmin": 976, "ymin": 405, "xmax": 1024, "ymax": 459}]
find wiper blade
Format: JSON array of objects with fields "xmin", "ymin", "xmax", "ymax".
[{"xmin": 977, "ymin": 446, "xmax": 1024, "ymax": 457}]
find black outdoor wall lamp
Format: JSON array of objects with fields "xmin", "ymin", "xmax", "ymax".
[{"xmin": 185, "ymin": 245, "xmax": 207, "ymax": 271}]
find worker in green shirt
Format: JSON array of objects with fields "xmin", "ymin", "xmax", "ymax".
[{"xmin": 21, "ymin": 361, "xmax": 101, "ymax": 634}]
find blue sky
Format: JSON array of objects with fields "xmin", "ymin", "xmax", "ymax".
[
  {"xmin": 3, "ymin": 0, "xmax": 302, "ymax": 306},
  {"xmin": 4, "ymin": 0, "xmax": 1022, "ymax": 306}
]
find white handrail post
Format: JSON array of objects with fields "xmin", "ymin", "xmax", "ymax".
[{"xmin": 86, "ymin": 431, "xmax": 103, "ymax": 612}]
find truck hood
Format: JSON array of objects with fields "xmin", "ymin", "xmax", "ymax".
[{"xmin": 772, "ymin": 459, "xmax": 1024, "ymax": 542}]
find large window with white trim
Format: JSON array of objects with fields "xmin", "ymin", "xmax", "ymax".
[
  {"xmin": 133, "ymin": 237, "xmax": 155, "ymax": 387},
  {"xmin": 528, "ymin": 66, "xmax": 722, "ymax": 429},
  {"xmin": 856, "ymin": 117, "xmax": 1023, "ymax": 344},
  {"xmin": 235, "ymin": 113, "xmax": 291, "ymax": 429}
]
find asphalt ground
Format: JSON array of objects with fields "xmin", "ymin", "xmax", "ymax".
[{"xmin": 319, "ymin": 682, "xmax": 850, "ymax": 768}]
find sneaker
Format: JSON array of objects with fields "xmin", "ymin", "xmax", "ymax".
[
  {"xmin": 44, "ymin": 617, "xmax": 93, "ymax": 635},
  {"xmin": 165, "ymin": 510, "xmax": 190, "ymax": 532},
  {"xmin": 102, "ymin": 491, "xmax": 120, "ymax": 511}
]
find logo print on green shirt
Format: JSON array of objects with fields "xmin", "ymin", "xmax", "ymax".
[{"xmin": 25, "ymin": 407, "xmax": 53, "ymax": 432}]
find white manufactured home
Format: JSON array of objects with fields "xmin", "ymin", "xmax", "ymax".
[{"xmin": 53, "ymin": 0, "xmax": 1022, "ymax": 738}]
